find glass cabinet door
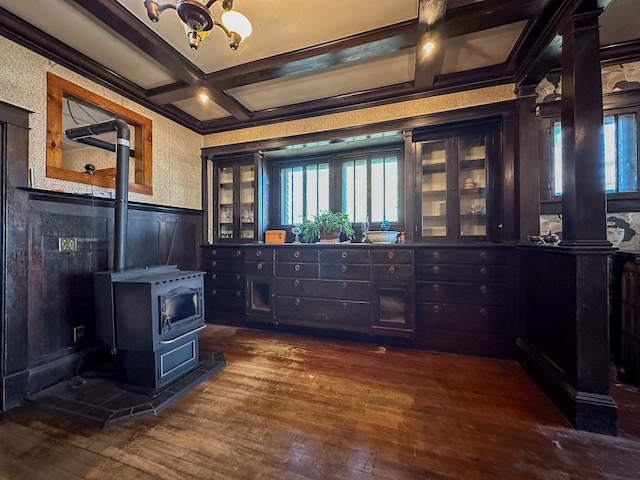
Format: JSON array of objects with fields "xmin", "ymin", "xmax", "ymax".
[
  {"xmin": 217, "ymin": 166, "xmax": 235, "ymax": 239},
  {"xmin": 458, "ymin": 136, "xmax": 487, "ymax": 237},
  {"xmin": 420, "ymin": 141, "xmax": 448, "ymax": 238},
  {"xmin": 239, "ymin": 164, "xmax": 256, "ymax": 241}
]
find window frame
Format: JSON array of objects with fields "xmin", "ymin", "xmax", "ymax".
[
  {"xmin": 539, "ymin": 97, "xmax": 640, "ymax": 214},
  {"xmin": 269, "ymin": 145, "xmax": 404, "ymax": 230}
]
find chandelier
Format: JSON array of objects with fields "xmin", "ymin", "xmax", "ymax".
[{"xmin": 143, "ymin": 0, "xmax": 252, "ymax": 50}]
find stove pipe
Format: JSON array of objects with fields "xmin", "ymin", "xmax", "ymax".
[{"xmin": 65, "ymin": 119, "xmax": 130, "ymax": 271}]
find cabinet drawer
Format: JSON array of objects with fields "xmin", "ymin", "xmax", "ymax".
[
  {"xmin": 246, "ymin": 261, "xmax": 274, "ymax": 276},
  {"xmin": 275, "ymin": 262, "xmax": 319, "ymax": 278},
  {"xmin": 371, "ymin": 264, "xmax": 413, "ymax": 282},
  {"xmin": 276, "ymin": 296, "xmax": 370, "ymax": 329},
  {"xmin": 203, "ymin": 258, "xmax": 245, "ymax": 273},
  {"xmin": 205, "ymin": 271, "xmax": 244, "ymax": 288},
  {"xmin": 416, "ymin": 282, "xmax": 508, "ymax": 306},
  {"xmin": 415, "ymin": 249, "xmax": 505, "ymax": 265},
  {"xmin": 245, "ymin": 248, "xmax": 275, "ymax": 261},
  {"xmin": 371, "ymin": 249, "xmax": 413, "ymax": 264},
  {"xmin": 416, "ymin": 264, "xmax": 506, "ymax": 283},
  {"xmin": 276, "ymin": 248, "xmax": 318, "ymax": 263},
  {"xmin": 275, "ymin": 278, "xmax": 369, "ymax": 301},
  {"xmin": 416, "ymin": 303, "xmax": 509, "ymax": 334},
  {"xmin": 206, "ymin": 287, "xmax": 244, "ymax": 311},
  {"xmin": 320, "ymin": 263, "xmax": 370, "ymax": 281},
  {"xmin": 320, "ymin": 249, "xmax": 370, "ymax": 264},
  {"xmin": 202, "ymin": 247, "xmax": 244, "ymax": 260}
]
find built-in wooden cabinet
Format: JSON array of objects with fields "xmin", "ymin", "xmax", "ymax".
[
  {"xmin": 414, "ymin": 123, "xmax": 499, "ymax": 242},
  {"xmin": 213, "ymin": 154, "xmax": 265, "ymax": 243},
  {"xmin": 200, "ymin": 244, "xmax": 515, "ymax": 354}
]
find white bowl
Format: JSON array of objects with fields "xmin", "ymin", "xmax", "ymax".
[{"xmin": 366, "ymin": 231, "xmax": 400, "ymax": 244}]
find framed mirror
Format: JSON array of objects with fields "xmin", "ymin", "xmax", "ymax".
[{"xmin": 46, "ymin": 73, "xmax": 153, "ymax": 194}]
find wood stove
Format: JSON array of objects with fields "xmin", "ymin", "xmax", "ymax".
[{"xmin": 66, "ymin": 119, "xmax": 206, "ymax": 394}]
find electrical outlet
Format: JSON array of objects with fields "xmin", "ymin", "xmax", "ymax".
[
  {"xmin": 59, "ymin": 237, "xmax": 77, "ymax": 252},
  {"xmin": 73, "ymin": 325, "xmax": 85, "ymax": 343}
]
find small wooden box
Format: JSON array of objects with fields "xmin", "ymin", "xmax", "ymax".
[{"xmin": 265, "ymin": 230, "xmax": 286, "ymax": 244}]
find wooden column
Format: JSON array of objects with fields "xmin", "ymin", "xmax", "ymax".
[{"xmin": 517, "ymin": 84, "xmax": 541, "ymax": 240}]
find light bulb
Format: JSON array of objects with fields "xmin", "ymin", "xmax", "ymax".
[{"xmin": 221, "ymin": 10, "xmax": 252, "ymax": 40}]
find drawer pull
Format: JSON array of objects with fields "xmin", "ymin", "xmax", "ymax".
[
  {"xmin": 212, "ymin": 289, "xmax": 217, "ymax": 296},
  {"xmin": 236, "ymin": 250, "xmax": 241, "ymax": 257},
  {"xmin": 294, "ymin": 264, "xmax": 300, "ymax": 271},
  {"xmin": 342, "ymin": 302, "xmax": 348, "ymax": 310},
  {"xmin": 294, "ymin": 298, "xmax": 301, "ymax": 306},
  {"xmin": 388, "ymin": 251, "xmax": 395, "ymax": 259},
  {"xmin": 236, "ymin": 274, "xmax": 241, "ymax": 281},
  {"xmin": 480, "ymin": 308, "xmax": 487, "ymax": 316},
  {"xmin": 342, "ymin": 282, "xmax": 348, "ymax": 289},
  {"xmin": 211, "ymin": 260, "xmax": 217, "ymax": 267},
  {"xmin": 341, "ymin": 265, "xmax": 347, "ymax": 273},
  {"xmin": 433, "ymin": 305, "xmax": 440, "ymax": 313},
  {"xmin": 341, "ymin": 251, "xmax": 348, "ymax": 259},
  {"xmin": 211, "ymin": 273, "xmax": 217, "ymax": 280},
  {"xmin": 388, "ymin": 266, "xmax": 396, "ymax": 275},
  {"xmin": 480, "ymin": 267, "xmax": 487, "ymax": 275},
  {"xmin": 257, "ymin": 263, "xmax": 263, "ymax": 270},
  {"xmin": 235, "ymin": 291, "xmax": 241, "ymax": 298},
  {"xmin": 211, "ymin": 249, "xmax": 217, "ymax": 256},
  {"xmin": 432, "ymin": 251, "xmax": 440, "ymax": 259},
  {"xmin": 433, "ymin": 284, "xmax": 440, "ymax": 292},
  {"xmin": 432, "ymin": 266, "xmax": 440, "ymax": 274},
  {"xmin": 294, "ymin": 251, "xmax": 300, "ymax": 258},
  {"xmin": 480, "ymin": 251, "xmax": 487, "ymax": 260},
  {"xmin": 480, "ymin": 285, "xmax": 488, "ymax": 294},
  {"xmin": 294, "ymin": 279, "xmax": 300, "ymax": 287},
  {"xmin": 256, "ymin": 250, "xmax": 262, "ymax": 257}
]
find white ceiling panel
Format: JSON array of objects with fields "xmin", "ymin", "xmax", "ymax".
[
  {"xmin": 441, "ymin": 21, "xmax": 527, "ymax": 75},
  {"xmin": 228, "ymin": 49, "xmax": 416, "ymax": 111},
  {"xmin": 172, "ymin": 96, "xmax": 231, "ymax": 121}
]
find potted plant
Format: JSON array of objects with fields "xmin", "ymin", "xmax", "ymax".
[{"xmin": 299, "ymin": 210, "xmax": 356, "ymax": 243}]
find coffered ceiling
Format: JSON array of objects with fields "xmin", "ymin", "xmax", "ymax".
[{"xmin": 0, "ymin": 0, "xmax": 638, "ymax": 135}]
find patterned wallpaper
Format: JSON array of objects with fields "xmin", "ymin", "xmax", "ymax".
[{"xmin": 0, "ymin": 36, "xmax": 203, "ymax": 209}]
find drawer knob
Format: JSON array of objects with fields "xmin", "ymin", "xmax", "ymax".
[
  {"xmin": 480, "ymin": 251, "xmax": 487, "ymax": 260},
  {"xmin": 342, "ymin": 282, "xmax": 348, "ymax": 289},
  {"xmin": 341, "ymin": 251, "xmax": 348, "ymax": 259},
  {"xmin": 342, "ymin": 302, "xmax": 348, "ymax": 310},
  {"xmin": 235, "ymin": 250, "xmax": 241, "ymax": 257},
  {"xmin": 294, "ymin": 298, "xmax": 301, "ymax": 306},
  {"xmin": 235, "ymin": 291, "xmax": 241, "ymax": 298},
  {"xmin": 341, "ymin": 265, "xmax": 347, "ymax": 273},
  {"xmin": 432, "ymin": 251, "xmax": 440, "ymax": 259},
  {"xmin": 433, "ymin": 305, "xmax": 440, "ymax": 313},
  {"xmin": 480, "ymin": 285, "xmax": 488, "ymax": 294},
  {"xmin": 256, "ymin": 250, "xmax": 262, "ymax": 257},
  {"xmin": 432, "ymin": 266, "xmax": 440, "ymax": 274},
  {"xmin": 433, "ymin": 284, "xmax": 440, "ymax": 292},
  {"xmin": 294, "ymin": 279, "xmax": 300, "ymax": 287},
  {"xmin": 211, "ymin": 289, "xmax": 217, "ymax": 296},
  {"xmin": 236, "ymin": 274, "xmax": 241, "ymax": 281},
  {"xmin": 211, "ymin": 249, "xmax": 217, "ymax": 256},
  {"xmin": 257, "ymin": 263, "xmax": 263, "ymax": 270},
  {"xmin": 388, "ymin": 251, "xmax": 394, "ymax": 259},
  {"xmin": 211, "ymin": 260, "xmax": 217, "ymax": 267},
  {"xmin": 211, "ymin": 273, "xmax": 217, "ymax": 280},
  {"xmin": 388, "ymin": 266, "xmax": 396, "ymax": 275},
  {"xmin": 294, "ymin": 251, "xmax": 300, "ymax": 258},
  {"xmin": 480, "ymin": 267, "xmax": 487, "ymax": 275},
  {"xmin": 294, "ymin": 264, "xmax": 300, "ymax": 271},
  {"xmin": 480, "ymin": 308, "xmax": 487, "ymax": 316}
]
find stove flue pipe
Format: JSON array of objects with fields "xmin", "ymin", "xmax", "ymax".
[{"xmin": 66, "ymin": 119, "xmax": 130, "ymax": 271}]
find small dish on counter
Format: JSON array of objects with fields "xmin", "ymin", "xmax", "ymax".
[{"xmin": 365, "ymin": 231, "xmax": 400, "ymax": 244}]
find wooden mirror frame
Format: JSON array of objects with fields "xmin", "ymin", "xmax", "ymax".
[{"xmin": 46, "ymin": 72, "xmax": 153, "ymax": 194}]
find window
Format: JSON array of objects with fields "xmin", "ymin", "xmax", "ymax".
[
  {"xmin": 281, "ymin": 163, "xmax": 329, "ymax": 225},
  {"xmin": 275, "ymin": 147, "xmax": 403, "ymax": 227},
  {"xmin": 551, "ymin": 112, "xmax": 639, "ymax": 196}
]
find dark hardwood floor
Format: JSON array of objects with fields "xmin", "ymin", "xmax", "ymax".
[{"xmin": 1, "ymin": 325, "xmax": 639, "ymax": 479}]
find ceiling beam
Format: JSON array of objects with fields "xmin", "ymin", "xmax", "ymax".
[
  {"xmin": 414, "ymin": 0, "xmax": 448, "ymax": 90},
  {"xmin": 67, "ymin": 0, "xmax": 251, "ymax": 120}
]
